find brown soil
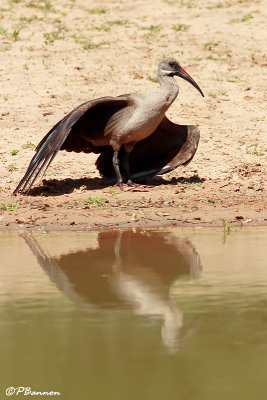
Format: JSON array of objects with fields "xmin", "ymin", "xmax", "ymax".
[{"xmin": 0, "ymin": 0, "xmax": 266, "ymax": 231}]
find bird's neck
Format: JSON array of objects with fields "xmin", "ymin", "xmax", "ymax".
[{"xmin": 158, "ymin": 74, "xmax": 179, "ymax": 106}]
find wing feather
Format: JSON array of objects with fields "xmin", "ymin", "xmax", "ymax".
[
  {"xmin": 96, "ymin": 117, "xmax": 200, "ymax": 181},
  {"xmin": 13, "ymin": 96, "xmax": 128, "ymax": 194}
]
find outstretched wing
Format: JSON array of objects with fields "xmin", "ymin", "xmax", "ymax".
[
  {"xmin": 96, "ymin": 117, "xmax": 200, "ymax": 181},
  {"xmin": 13, "ymin": 96, "xmax": 128, "ymax": 194}
]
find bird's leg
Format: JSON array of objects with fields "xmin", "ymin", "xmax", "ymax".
[
  {"xmin": 123, "ymin": 142, "xmax": 138, "ymax": 186},
  {"xmin": 123, "ymin": 143, "xmax": 135, "ymax": 186},
  {"xmin": 112, "ymin": 150, "xmax": 124, "ymax": 188},
  {"xmin": 123, "ymin": 143, "xmax": 152, "ymax": 188},
  {"xmin": 123, "ymin": 151, "xmax": 133, "ymax": 186}
]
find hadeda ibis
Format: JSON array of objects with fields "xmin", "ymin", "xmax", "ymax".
[{"xmin": 13, "ymin": 57, "xmax": 204, "ymax": 194}]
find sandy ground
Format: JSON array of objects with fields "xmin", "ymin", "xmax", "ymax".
[{"xmin": 0, "ymin": 0, "xmax": 266, "ymax": 231}]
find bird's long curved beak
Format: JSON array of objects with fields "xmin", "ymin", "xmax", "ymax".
[{"xmin": 176, "ymin": 67, "xmax": 204, "ymax": 97}]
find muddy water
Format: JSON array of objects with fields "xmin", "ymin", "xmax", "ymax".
[{"xmin": 0, "ymin": 227, "xmax": 267, "ymax": 400}]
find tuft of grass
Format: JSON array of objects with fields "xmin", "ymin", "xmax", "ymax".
[
  {"xmin": 246, "ymin": 144, "xmax": 265, "ymax": 156},
  {"xmin": 43, "ymin": 31, "xmax": 62, "ymax": 45},
  {"xmin": 3, "ymin": 95, "xmax": 8, "ymax": 101},
  {"xmin": 20, "ymin": 15, "xmax": 43, "ymax": 23},
  {"xmin": 148, "ymin": 76, "xmax": 157, "ymax": 83},
  {"xmin": 0, "ymin": 27, "xmax": 7, "ymax": 35},
  {"xmin": 147, "ymin": 25, "xmax": 161, "ymax": 32},
  {"xmin": 156, "ymin": 211, "xmax": 170, "ymax": 217},
  {"xmin": 210, "ymin": 3, "xmax": 224, "ymax": 8},
  {"xmin": 83, "ymin": 197, "xmax": 108, "ymax": 205},
  {"xmin": 117, "ymin": 200, "xmax": 130, "ymax": 207},
  {"xmin": 107, "ymin": 20, "xmax": 127, "ymax": 26},
  {"xmin": 204, "ymin": 41, "xmax": 219, "ymax": 50},
  {"xmin": 22, "ymin": 141, "xmax": 35, "ymax": 149},
  {"xmin": 131, "ymin": 213, "xmax": 137, "ymax": 222},
  {"xmin": 222, "ymin": 218, "xmax": 230, "ymax": 239},
  {"xmin": 172, "ymin": 24, "xmax": 190, "ymax": 31},
  {"xmin": 38, "ymin": 225, "xmax": 47, "ymax": 235},
  {"xmin": 10, "ymin": 149, "xmax": 19, "ymax": 155},
  {"xmin": 0, "ymin": 202, "xmax": 19, "ymax": 211},
  {"xmin": 27, "ymin": 0, "xmax": 53, "ymax": 12},
  {"xmin": 208, "ymin": 199, "xmax": 216, "ymax": 204},
  {"xmin": 90, "ymin": 26, "xmax": 110, "ymax": 32},
  {"xmin": 208, "ymin": 90, "xmax": 227, "ymax": 97},
  {"xmin": 7, "ymin": 164, "xmax": 18, "ymax": 171},
  {"xmin": 74, "ymin": 37, "xmax": 99, "ymax": 50},
  {"xmin": 41, "ymin": 203, "xmax": 51, "ymax": 211},
  {"xmin": 12, "ymin": 24, "xmax": 24, "ymax": 41},
  {"xmin": 89, "ymin": 8, "xmax": 107, "ymax": 14},
  {"xmin": 232, "ymin": 13, "xmax": 254, "ymax": 23},
  {"xmin": 178, "ymin": 178, "xmax": 203, "ymax": 189}
]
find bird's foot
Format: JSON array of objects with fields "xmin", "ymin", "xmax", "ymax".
[
  {"xmin": 115, "ymin": 182, "xmax": 129, "ymax": 191},
  {"xmin": 114, "ymin": 181, "xmax": 152, "ymax": 191},
  {"xmin": 126, "ymin": 180, "xmax": 153, "ymax": 190}
]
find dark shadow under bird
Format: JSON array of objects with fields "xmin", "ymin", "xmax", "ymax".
[{"xmin": 13, "ymin": 57, "xmax": 204, "ymax": 195}]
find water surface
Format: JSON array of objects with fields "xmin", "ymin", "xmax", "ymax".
[{"xmin": 0, "ymin": 227, "xmax": 267, "ymax": 400}]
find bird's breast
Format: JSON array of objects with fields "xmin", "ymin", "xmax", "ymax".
[{"xmin": 113, "ymin": 94, "xmax": 170, "ymax": 144}]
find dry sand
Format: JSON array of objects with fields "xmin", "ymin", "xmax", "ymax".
[{"xmin": 0, "ymin": 0, "xmax": 266, "ymax": 231}]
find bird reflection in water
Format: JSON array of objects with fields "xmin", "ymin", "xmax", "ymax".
[{"xmin": 22, "ymin": 230, "xmax": 202, "ymax": 350}]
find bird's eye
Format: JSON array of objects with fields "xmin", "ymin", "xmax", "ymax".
[{"xmin": 169, "ymin": 62, "xmax": 177, "ymax": 68}]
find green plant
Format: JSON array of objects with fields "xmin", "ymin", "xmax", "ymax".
[
  {"xmin": 43, "ymin": 31, "xmax": 62, "ymax": 45},
  {"xmin": 83, "ymin": 197, "xmax": 108, "ymax": 205},
  {"xmin": 204, "ymin": 42, "xmax": 219, "ymax": 50},
  {"xmin": 172, "ymin": 24, "xmax": 190, "ymax": 31},
  {"xmin": 0, "ymin": 202, "xmax": 19, "ymax": 211},
  {"xmin": 118, "ymin": 201, "xmax": 130, "ymax": 206},
  {"xmin": 7, "ymin": 164, "xmax": 18, "ymax": 171},
  {"xmin": 27, "ymin": 0, "xmax": 53, "ymax": 11},
  {"xmin": 222, "ymin": 218, "xmax": 230, "ymax": 233},
  {"xmin": 246, "ymin": 144, "xmax": 265, "ymax": 156},
  {"xmin": 148, "ymin": 76, "xmax": 157, "ymax": 82},
  {"xmin": 178, "ymin": 178, "xmax": 203, "ymax": 189},
  {"xmin": 90, "ymin": 26, "xmax": 110, "ymax": 32},
  {"xmin": 147, "ymin": 25, "xmax": 161, "ymax": 32},
  {"xmin": 12, "ymin": 24, "xmax": 24, "ymax": 41},
  {"xmin": 20, "ymin": 15, "xmax": 42, "ymax": 23},
  {"xmin": 107, "ymin": 20, "xmax": 127, "ymax": 26},
  {"xmin": 131, "ymin": 213, "xmax": 137, "ymax": 221},
  {"xmin": 208, "ymin": 90, "xmax": 227, "ymax": 97},
  {"xmin": 0, "ymin": 27, "xmax": 7, "ymax": 35},
  {"xmin": 232, "ymin": 13, "xmax": 253, "ymax": 23},
  {"xmin": 38, "ymin": 225, "xmax": 47, "ymax": 235},
  {"xmin": 89, "ymin": 8, "xmax": 107, "ymax": 14},
  {"xmin": 156, "ymin": 211, "xmax": 170, "ymax": 217},
  {"xmin": 74, "ymin": 38, "xmax": 98, "ymax": 50},
  {"xmin": 22, "ymin": 141, "xmax": 35, "ymax": 148},
  {"xmin": 211, "ymin": 3, "xmax": 224, "ymax": 8},
  {"xmin": 10, "ymin": 149, "xmax": 19, "ymax": 155}
]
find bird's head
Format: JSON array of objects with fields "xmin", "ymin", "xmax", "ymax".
[{"xmin": 158, "ymin": 57, "xmax": 204, "ymax": 97}]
